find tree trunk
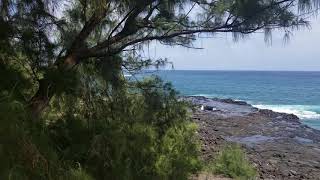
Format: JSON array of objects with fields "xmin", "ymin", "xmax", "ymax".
[
  {"xmin": 29, "ymin": 79, "xmax": 53, "ymax": 119},
  {"xmin": 29, "ymin": 54, "xmax": 78, "ymax": 119}
]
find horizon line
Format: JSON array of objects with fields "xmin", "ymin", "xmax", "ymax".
[{"xmin": 150, "ymin": 69, "xmax": 320, "ymax": 72}]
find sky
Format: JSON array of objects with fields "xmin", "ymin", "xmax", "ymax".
[{"xmin": 145, "ymin": 19, "xmax": 320, "ymax": 71}]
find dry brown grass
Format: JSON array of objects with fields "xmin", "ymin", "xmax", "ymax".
[{"xmin": 191, "ymin": 172, "xmax": 233, "ymax": 180}]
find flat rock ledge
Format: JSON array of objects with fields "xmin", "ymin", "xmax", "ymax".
[{"xmin": 182, "ymin": 96, "xmax": 320, "ymax": 180}]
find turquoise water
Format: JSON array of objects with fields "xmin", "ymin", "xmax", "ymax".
[{"xmin": 139, "ymin": 70, "xmax": 320, "ymax": 129}]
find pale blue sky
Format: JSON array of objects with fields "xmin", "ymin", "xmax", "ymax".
[{"xmin": 145, "ymin": 19, "xmax": 320, "ymax": 71}]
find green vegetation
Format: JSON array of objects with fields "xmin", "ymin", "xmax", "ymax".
[
  {"xmin": 0, "ymin": 71, "xmax": 202, "ymax": 179},
  {"xmin": 0, "ymin": 0, "xmax": 318, "ymax": 179},
  {"xmin": 206, "ymin": 145, "xmax": 257, "ymax": 180},
  {"xmin": 65, "ymin": 168, "xmax": 95, "ymax": 180}
]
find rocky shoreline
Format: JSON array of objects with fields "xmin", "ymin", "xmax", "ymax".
[{"xmin": 183, "ymin": 96, "xmax": 320, "ymax": 180}]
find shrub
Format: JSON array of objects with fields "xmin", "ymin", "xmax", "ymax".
[
  {"xmin": 207, "ymin": 145, "xmax": 257, "ymax": 180},
  {"xmin": 0, "ymin": 75, "xmax": 202, "ymax": 180},
  {"xmin": 64, "ymin": 168, "xmax": 94, "ymax": 180},
  {"xmin": 155, "ymin": 122, "xmax": 202, "ymax": 180}
]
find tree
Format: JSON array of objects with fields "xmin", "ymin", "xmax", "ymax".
[{"xmin": 0, "ymin": 0, "xmax": 319, "ymax": 118}]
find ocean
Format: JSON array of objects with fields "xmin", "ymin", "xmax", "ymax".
[{"xmin": 139, "ymin": 70, "xmax": 320, "ymax": 130}]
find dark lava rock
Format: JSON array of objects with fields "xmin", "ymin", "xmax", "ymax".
[
  {"xmin": 202, "ymin": 105, "xmax": 216, "ymax": 111},
  {"xmin": 187, "ymin": 96, "xmax": 320, "ymax": 180},
  {"xmin": 217, "ymin": 98, "xmax": 250, "ymax": 106}
]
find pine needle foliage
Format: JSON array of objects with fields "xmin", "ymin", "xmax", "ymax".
[
  {"xmin": 0, "ymin": 59, "xmax": 202, "ymax": 179},
  {"xmin": 1, "ymin": 0, "xmax": 319, "ymax": 118}
]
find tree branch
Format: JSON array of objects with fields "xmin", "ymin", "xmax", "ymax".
[
  {"xmin": 69, "ymin": 10, "xmax": 106, "ymax": 52},
  {"xmin": 90, "ymin": 0, "xmax": 154, "ymax": 52}
]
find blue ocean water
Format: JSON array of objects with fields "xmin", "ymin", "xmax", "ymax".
[{"xmin": 140, "ymin": 70, "xmax": 320, "ymax": 129}]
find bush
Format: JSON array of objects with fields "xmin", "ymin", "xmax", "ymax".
[
  {"xmin": 64, "ymin": 168, "xmax": 94, "ymax": 180},
  {"xmin": 155, "ymin": 123, "xmax": 202, "ymax": 179},
  {"xmin": 0, "ymin": 75, "xmax": 202, "ymax": 180},
  {"xmin": 207, "ymin": 145, "xmax": 257, "ymax": 180}
]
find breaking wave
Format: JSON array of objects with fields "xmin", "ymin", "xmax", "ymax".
[
  {"xmin": 253, "ymin": 105, "xmax": 320, "ymax": 120},
  {"xmin": 189, "ymin": 94, "xmax": 320, "ymax": 120}
]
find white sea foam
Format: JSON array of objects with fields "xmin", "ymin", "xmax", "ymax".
[
  {"xmin": 253, "ymin": 105, "xmax": 320, "ymax": 119},
  {"xmin": 191, "ymin": 94, "xmax": 217, "ymax": 98},
  {"xmin": 190, "ymin": 94, "xmax": 320, "ymax": 120}
]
